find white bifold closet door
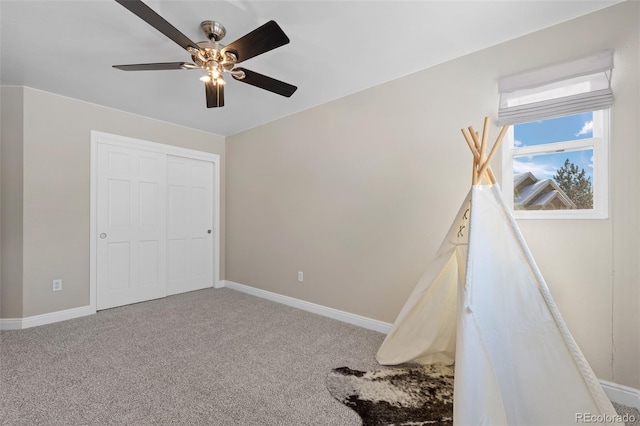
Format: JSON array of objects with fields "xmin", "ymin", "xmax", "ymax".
[
  {"xmin": 97, "ymin": 144, "xmax": 167, "ymax": 310},
  {"xmin": 96, "ymin": 145, "xmax": 214, "ymax": 310},
  {"xmin": 166, "ymin": 155, "xmax": 214, "ymax": 296}
]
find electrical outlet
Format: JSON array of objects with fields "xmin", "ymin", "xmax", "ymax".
[
  {"xmin": 52, "ymin": 279, "xmax": 63, "ymax": 292},
  {"xmin": 297, "ymin": 271, "xmax": 304, "ymax": 282}
]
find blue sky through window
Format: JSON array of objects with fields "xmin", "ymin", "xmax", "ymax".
[{"xmin": 513, "ymin": 112, "xmax": 594, "ymax": 182}]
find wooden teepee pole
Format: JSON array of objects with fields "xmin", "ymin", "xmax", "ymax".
[
  {"xmin": 477, "ymin": 124, "xmax": 508, "ymax": 181},
  {"xmin": 479, "ymin": 117, "xmax": 490, "ymax": 176},
  {"xmin": 469, "ymin": 125, "xmax": 496, "ymax": 184},
  {"xmin": 461, "ymin": 127, "xmax": 494, "ymax": 184},
  {"xmin": 461, "ymin": 117, "xmax": 509, "ymax": 185},
  {"xmin": 461, "ymin": 128, "xmax": 484, "ymax": 184}
]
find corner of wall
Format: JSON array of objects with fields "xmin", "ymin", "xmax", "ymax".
[{"xmin": 0, "ymin": 86, "xmax": 25, "ymax": 318}]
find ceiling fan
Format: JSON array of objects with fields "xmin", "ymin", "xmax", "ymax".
[{"xmin": 112, "ymin": 0, "xmax": 297, "ymax": 108}]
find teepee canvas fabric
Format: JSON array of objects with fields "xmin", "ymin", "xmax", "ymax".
[
  {"xmin": 376, "ymin": 184, "xmax": 621, "ymax": 425},
  {"xmin": 376, "ymin": 190, "xmax": 471, "ymax": 367},
  {"xmin": 376, "ymin": 116, "xmax": 621, "ymax": 425}
]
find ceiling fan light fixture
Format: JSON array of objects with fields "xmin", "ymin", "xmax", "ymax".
[
  {"xmin": 229, "ymin": 69, "xmax": 246, "ymax": 80},
  {"xmin": 112, "ymin": 0, "xmax": 297, "ymax": 108},
  {"xmin": 223, "ymin": 52, "xmax": 238, "ymax": 63}
]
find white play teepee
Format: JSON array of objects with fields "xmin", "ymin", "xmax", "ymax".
[{"xmin": 376, "ymin": 118, "xmax": 622, "ymax": 426}]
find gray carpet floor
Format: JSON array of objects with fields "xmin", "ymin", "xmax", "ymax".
[
  {"xmin": 1, "ymin": 288, "xmax": 639, "ymax": 426},
  {"xmin": 0, "ymin": 288, "xmax": 385, "ymax": 425}
]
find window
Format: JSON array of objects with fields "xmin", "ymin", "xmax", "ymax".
[
  {"xmin": 498, "ymin": 51, "xmax": 613, "ymax": 219},
  {"xmin": 502, "ymin": 110, "xmax": 608, "ymax": 219}
]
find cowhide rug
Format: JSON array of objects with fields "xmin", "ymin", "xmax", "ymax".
[{"xmin": 325, "ymin": 364, "xmax": 454, "ymax": 426}]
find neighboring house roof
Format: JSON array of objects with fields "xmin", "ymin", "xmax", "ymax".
[{"xmin": 514, "ymin": 172, "xmax": 576, "ymax": 210}]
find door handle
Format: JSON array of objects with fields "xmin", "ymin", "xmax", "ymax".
[
  {"xmin": 207, "ymin": 229, "xmax": 212, "ymax": 234},
  {"xmin": 99, "ymin": 233, "xmax": 107, "ymax": 239}
]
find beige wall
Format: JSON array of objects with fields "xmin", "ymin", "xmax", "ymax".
[
  {"xmin": 0, "ymin": 87, "xmax": 226, "ymax": 318},
  {"xmin": 1, "ymin": 87, "xmax": 25, "ymax": 318},
  {"xmin": 227, "ymin": 1, "xmax": 640, "ymax": 387}
]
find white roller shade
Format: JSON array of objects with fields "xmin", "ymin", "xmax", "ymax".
[{"xmin": 498, "ymin": 50, "xmax": 613, "ymax": 125}]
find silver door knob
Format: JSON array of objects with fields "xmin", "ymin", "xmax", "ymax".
[{"xmin": 99, "ymin": 233, "xmax": 107, "ymax": 239}]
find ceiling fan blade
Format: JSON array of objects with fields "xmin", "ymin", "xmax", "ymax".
[
  {"xmin": 222, "ymin": 21, "xmax": 290, "ymax": 63},
  {"xmin": 233, "ymin": 68, "xmax": 297, "ymax": 97},
  {"xmin": 113, "ymin": 62, "xmax": 197, "ymax": 71},
  {"xmin": 205, "ymin": 82, "xmax": 225, "ymax": 108},
  {"xmin": 115, "ymin": 0, "xmax": 200, "ymax": 52}
]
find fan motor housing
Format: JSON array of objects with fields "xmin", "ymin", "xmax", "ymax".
[{"xmin": 192, "ymin": 40, "xmax": 238, "ymax": 70}]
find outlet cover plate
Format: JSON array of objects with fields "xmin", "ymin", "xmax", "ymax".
[{"xmin": 53, "ymin": 279, "xmax": 63, "ymax": 291}]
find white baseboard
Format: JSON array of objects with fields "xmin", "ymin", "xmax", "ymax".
[
  {"xmin": 600, "ymin": 380, "xmax": 640, "ymax": 409},
  {"xmin": 0, "ymin": 305, "xmax": 95, "ymax": 330},
  {"xmin": 0, "ymin": 318, "xmax": 23, "ymax": 331},
  {"xmin": 220, "ymin": 280, "xmax": 391, "ymax": 334}
]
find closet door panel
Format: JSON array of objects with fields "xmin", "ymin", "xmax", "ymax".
[
  {"xmin": 97, "ymin": 144, "xmax": 167, "ymax": 310},
  {"xmin": 166, "ymin": 155, "xmax": 214, "ymax": 295}
]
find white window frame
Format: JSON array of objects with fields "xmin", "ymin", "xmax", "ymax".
[{"xmin": 501, "ymin": 109, "xmax": 609, "ymax": 219}]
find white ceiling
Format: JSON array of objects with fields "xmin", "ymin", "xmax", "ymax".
[{"xmin": 0, "ymin": 0, "xmax": 621, "ymax": 136}]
